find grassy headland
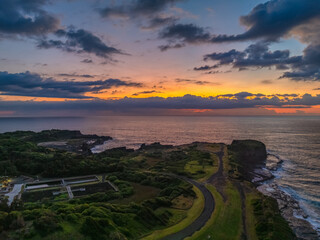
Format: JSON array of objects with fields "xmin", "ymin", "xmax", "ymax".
[{"xmin": 0, "ymin": 130, "xmax": 296, "ymax": 240}]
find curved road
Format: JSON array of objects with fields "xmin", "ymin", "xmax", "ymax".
[{"xmin": 162, "ymin": 145, "xmax": 224, "ymax": 240}]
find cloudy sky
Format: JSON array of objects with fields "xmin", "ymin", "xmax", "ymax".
[{"xmin": 0, "ymin": 0, "xmax": 320, "ymax": 116}]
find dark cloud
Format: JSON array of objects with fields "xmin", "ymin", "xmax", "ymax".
[
  {"xmin": 202, "ymin": 42, "xmax": 320, "ymax": 81},
  {"xmin": 234, "ymin": 92, "xmax": 253, "ymax": 99},
  {"xmin": 37, "ymin": 28, "xmax": 123, "ymax": 59},
  {"xmin": 205, "ymin": 70, "xmax": 231, "ymax": 75},
  {"xmin": 280, "ymin": 44, "xmax": 320, "ymax": 81},
  {"xmin": 204, "ymin": 49, "xmax": 246, "ymax": 64},
  {"xmin": 132, "ymin": 90, "xmax": 162, "ymax": 96},
  {"xmin": 99, "ymin": 0, "xmax": 185, "ymax": 31},
  {"xmin": 199, "ymin": 37, "xmax": 320, "ymax": 80},
  {"xmin": 158, "ymin": 43, "xmax": 185, "ymax": 52},
  {"xmin": 0, "ymin": 71, "xmax": 142, "ymax": 99},
  {"xmin": 0, "ymin": 0, "xmax": 60, "ymax": 36},
  {"xmin": 175, "ymin": 78, "xmax": 220, "ymax": 85},
  {"xmin": 193, "ymin": 65, "xmax": 219, "ymax": 71},
  {"xmin": 314, "ymin": 88, "xmax": 320, "ymax": 90},
  {"xmin": 276, "ymin": 94, "xmax": 299, "ymax": 97},
  {"xmin": 261, "ymin": 80, "xmax": 273, "ymax": 84},
  {"xmin": 211, "ymin": 0, "xmax": 320, "ymax": 43},
  {"xmin": 57, "ymin": 73, "xmax": 94, "ymax": 78},
  {"xmin": 1, "ymin": 93, "xmax": 320, "ymax": 115},
  {"xmin": 159, "ymin": 23, "xmax": 211, "ymax": 44},
  {"xmin": 142, "ymin": 16, "xmax": 178, "ymax": 29},
  {"xmin": 205, "ymin": 1, "xmax": 320, "ymax": 81},
  {"xmin": 157, "ymin": 0, "xmax": 320, "ymax": 59},
  {"xmin": 203, "ymin": 42, "xmax": 302, "ymax": 69},
  {"xmin": 81, "ymin": 59, "xmax": 93, "ymax": 64},
  {"xmin": 156, "ymin": 0, "xmax": 320, "ymax": 80},
  {"xmin": 100, "ymin": 0, "xmax": 183, "ymax": 18}
]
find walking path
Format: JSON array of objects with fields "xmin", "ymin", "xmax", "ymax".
[
  {"xmin": 5, "ymin": 184, "xmax": 23, "ymax": 205},
  {"xmin": 66, "ymin": 186, "xmax": 74, "ymax": 199}
]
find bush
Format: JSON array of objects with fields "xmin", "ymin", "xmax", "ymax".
[
  {"xmin": 5, "ymin": 211, "xmax": 25, "ymax": 230},
  {"xmin": 109, "ymin": 231, "xmax": 128, "ymax": 240},
  {"xmin": 34, "ymin": 211, "xmax": 62, "ymax": 236},
  {"xmin": 80, "ymin": 216, "xmax": 115, "ymax": 239},
  {"xmin": 0, "ymin": 211, "xmax": 8, "ymax": 232}
]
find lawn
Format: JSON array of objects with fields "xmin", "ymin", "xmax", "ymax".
[
  {"xmin": 141, "ymin": 185, "xmax": 205, "ymax": 240},
  {"xmin": 26, "ymin": 222, "xmax": 85, "ymax": 240},
  {"xmin": 246, "ymin": 192, "xmax": 259, "ymax": 240},
  {"xmin": 184, "ymin": 154, "xmax": 218, "ymax": 182},
  {"xmin": 110, "ymin": 182, "xmax": 161, "ymax": 204},
  {"xmin": 171, "ymin": 195, "xmax": 194, "ymax": 210},
  {"xmin": 186, "ymin": 181, "xmax": 243, "ymax": 240}
]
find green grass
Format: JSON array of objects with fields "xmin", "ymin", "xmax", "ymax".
[
  {"xmin": 250, "ymin": 194, "xmax": 296, "ymax": 240},
  {"xmin": 54, "ymin": 193, "xmax": 69, "ymax": 201},
  {"xmin": 96, "ymin": 175, "xmax": 103, "ymax": 182},
  {"xmin": 155, "ymin": 207, "xmax": 187, "ymax": 225},
  {"xmin": 246, "ymin": 192, "xmax": 259, "ymax": 240},
  {"xmin": 222, "ymin": 145, "xmax": 229, "ymax": 175},
  {"xmin": 184, "ymin": 160, "xmax": 202, "ymax": 173},
  {"xmin": 187, "ymin": 182, "xmax": 243, "ymax": 240},
  {"xmin": 67, "ymin": 180, "xmax": 100, "ymax": 187},
  {"xmin": 27, "ymin": 186, "xmax": 61, "ymax": 192},
  {"xmin": 199, "ymin": 153, "xmax": 219, "ymax": 182},
  {"xmin": 184, "ymin": 156, "xmax": 217, "ymax": 182},
  {"xmin": 110, "ymin": 183, "xmax": 161, "ymax": 204},
  {"xmin": 171, "ymin": 195, "xmax": 194, "ymax": 210},
  {"xmin": 141, "ymin": 185, "xmax": 205, "ymax": 240}
]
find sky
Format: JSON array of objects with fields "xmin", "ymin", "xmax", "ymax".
[{"xmin": 0, "ymin": 0, "xmax": 320, "ymax": 116}]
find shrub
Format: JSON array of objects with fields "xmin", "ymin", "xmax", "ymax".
[{"xmin": 33, "ymin": 211, "xmax": 62, "ymax": 236}]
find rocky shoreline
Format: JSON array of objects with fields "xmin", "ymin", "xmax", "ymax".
[{"xmin": 255, "ymin": 153, "xmax": 319, "ymax": 240}]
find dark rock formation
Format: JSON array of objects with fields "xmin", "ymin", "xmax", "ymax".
[
  {"xmin": 228, "ymin": 140, "xmax": 268, "ymax": 182},
  {"xmin": 139, "ymin": 142, "xmax": 174, "ymax": 150}
]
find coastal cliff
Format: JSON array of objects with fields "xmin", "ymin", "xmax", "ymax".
[
  {"xmin": 228, "ymin": 140, "xmax": 318, "ymax": 240},
  {"xmin": 228, "ymin": 140, "xmax": 269, "ymax": 182}
]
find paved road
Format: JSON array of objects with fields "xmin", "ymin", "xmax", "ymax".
[
  {"xmin": 162, "ymin": 145, "xmax": 225, "ymax": 240},
  {"xmin": 5, "ymin": 184, "xmax": 23, "ymax": 205},
  {"xmin": 162, "ymin": 178, "xmax": 215, "ymax": 240},
  {"xmin": 66, "ymin": 186, "xmax": 74, "ymax": 199}
]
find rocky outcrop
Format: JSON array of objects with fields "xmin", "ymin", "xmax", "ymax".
[
  {"xmin": 139, "ymin": 142, "xmax": 174, "ymax": 150},
  {"xmin": 228, "ymin": 140, "xmax": 268, "ymax": 182},
  {"xmin": 258, "ymin": 184, "xmax": 319, "ymax": 240},
  {"xmin": 35, "ymin": 130, "xmax": 112, "ymax": 154}
]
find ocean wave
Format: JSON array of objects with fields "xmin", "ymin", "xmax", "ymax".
[{"xmin": 265, "ymin": 150, "xmax": 320, "ymax": 237}]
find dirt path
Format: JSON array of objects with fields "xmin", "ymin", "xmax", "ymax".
[
  {"xmin": 234, "ymin": 181, "xmax": 248, "ymax": 240},
  {"xmin": 207, "ymin": 144, "xmax": 227, "ymax": 202}
]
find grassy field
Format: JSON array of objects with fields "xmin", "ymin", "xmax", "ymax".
[
  {"xmin": 155, "ymin": 208, "xmax": 187, "ymax": 225},
  {"xmin": 171, "ymin": 195, "xmax": 194, "ymax": 210},
  {"xmin": 186, "ymin": 182, "xmax": 243, "ymax": 240},
  {"xmin": 110, "ymin": 182, "xmax": 161, "ymax": 204},
  {"xmin": 198, "ymin": 143, "xmax": 221, "ymax": 153},
  {"xmin": 246, "ymin": 192, "xmax": 259, "ymax": 240},
  {"xmin": 28, "ymin": 222, "xmax": 84, "ymax": 240},
  {"xmin": 222, "ymin": 145, "xmax": 229, "ymax": 175},
  {"xmin": 141, "ymin": 185, "xmax": 205, "ymax": 240},
  {"xmin": 249, "ymin": 192, "xmax": 296, "ymax": 240},
  {"xmin": 185, "ymin": 153, "xmax": 219, "ymax": 182}
]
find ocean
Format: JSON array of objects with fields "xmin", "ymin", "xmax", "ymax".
[{"xmin": 0, "ymin": 116, "xmax": 319, "ymax": 232}]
